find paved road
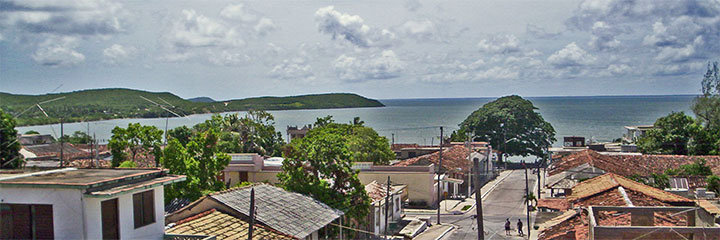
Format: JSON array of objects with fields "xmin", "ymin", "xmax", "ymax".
[{"xmin": 439, "ymin": 169, "xmax": 538, "ymax": 240}]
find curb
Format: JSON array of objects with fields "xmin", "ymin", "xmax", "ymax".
[{"xmin": 434, "ymin": 225, "xmax": 456, "ymax": 240}]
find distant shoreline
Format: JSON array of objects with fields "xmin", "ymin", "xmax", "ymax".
[{"xmin": 379, "ymin": 94, "xmax": 699, "ymax": 101}]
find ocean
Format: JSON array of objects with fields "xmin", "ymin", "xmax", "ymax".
[{"xmin": 16, "ymin": 95, "xmax": 696, "ymax": 150}]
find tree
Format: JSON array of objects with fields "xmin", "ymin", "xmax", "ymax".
[
  {"xmin": 692, "ymin": 61, "xmax": 720, "ymax": 154},
  {"xmin": 707, "ymin": 175, "xmax": 720, "ymax": 194},
  {"xmin": 108, "ymin": 123, "xmax": 163, "ymax": 167},
  {"xmin": 458, "ymin": 95, "xmax": 556, "ymax": 162},
  {"xmin": 59, "ymin": 131, "xmax": 93, "ymax": 144},
  {"xmin": 311, "ymin": 116, "xmax": 394, "ymax": 165},
  {"xmin": 1, "ymin": 110, "xmax": 22, "ymax": 169},
  {"xmin": 194, "ymin": 111, "xmax": 285, "ymax": 156},
  {"xmin": 637, "ymin": 112, "xmax": 700, "ymax": 155},
  {"xmin": 24, "ymin": 130, "xmax": 40, "ymax": 135},
  {"xmin": 160, "ymin": 129, "xmax": 230, "ymax": 202},
  {"xmin": 278, "ymin": 127, "xmax": 371, "ymax": 226}
]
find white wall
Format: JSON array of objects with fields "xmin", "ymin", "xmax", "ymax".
[
  {"xmin": 0, "ymin": 185, "xmax": 166, "ymax": 240},
  {"xmin": 0, "ymin": 187, "xmax": 85, "ymax": 239},
  {"xmin": 85, "ymin": 186, "xmax": 166, "ymax": 240}
]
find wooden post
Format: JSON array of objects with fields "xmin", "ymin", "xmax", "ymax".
[{"xmin": 248, "ymin": 188, "xmax": 255, "ymax": 240}]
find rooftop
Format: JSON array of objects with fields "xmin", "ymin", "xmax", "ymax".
[
  {"xmin": 206, "ymin": 184, "xmax": 343, "ymax": 239},
  {"xmin": 393, "ymin": 145, "xmax": 482, "ymax": 174},
  {"xmin": 568, "ymin": 173, "xmax": 691, "ymax": 204},
  {"xmin": 166, "ymin": 209, "xmax": 293, "ymax": 239},
  {"xmin": 0, "ymin": 168, "xmax": 185, "ymax": 197},
  {"xmin": 365, "ymin": 180, "xmax": 405, "ymax": 205}
]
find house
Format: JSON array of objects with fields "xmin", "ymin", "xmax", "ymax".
[
  {"xmin": 0, "ymin": 168, "xmax": 185, "ymax": 239},
  {"xmin": 166, "ymin": 184, "xmax": 344, "ymax": 240},
  {"xmin": 537, "ymin": 173, "xmax": 712, "ymax": 240},
  {"xmin": 364, "ymin": 180, "xmax": 406, "ymax": 236},
  {"xmin": 393, "ymin": 144, "xmax": 491, "ymax": 199},
  {"xmin": 623, "ymin": 125, "xmax": 654, "ymax": 143},
  {"xmin": 286, "ymin": 125, "xmax": 311, "ymax": 142},
  {"xmin": 165, "ymin": 209, "xmax": 292, "ymax": 239},
  {"xmin": 222, "ymin": 154, "xmax": 438, "ymax": 207},
  {"xmin": 18, "ymin": 134, "xmax": 55, "ymax": 145},
  {"xmin": 564, "ymin": 136, "xmax": 586, "ymax": 147}
]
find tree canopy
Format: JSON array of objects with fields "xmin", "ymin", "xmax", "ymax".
[
  {"xmin": 160, "ymin": 128, "xmax": 230, "ymax": 202},
  {"xmin": 308, "ymin": 116, "xmax": 394, "ymax": 165},
  {"xmin": 193, "ymin": 110, "xmax": 285, "ymax": 156},
  {"xmin": 637, "ymin": 112, "xmax": 701, "ymax": 155},
  {"xmin": 108, "ymin": 123, "xmax": 163, "ymax": 167},
  {"xmin": 692, "ymin": 61, "xmax": 720, "ymax": 154},
  {"xmin": 60, "ymin": 131, "xmax": 93, "ymax": 144},
  {"xmin": 455, "ymin": 95, "xmax": 556, "ymax": 161},
  {"xmin": 1, "ymin": 110, "xmax": 22, "ymax": 169},
  {"xmin": 279, "ymin": 120, "xmax": 372, "ymax": 226}
]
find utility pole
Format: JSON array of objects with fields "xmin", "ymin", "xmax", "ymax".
[
  {"xmin": 523, "ymin": 161, "xmax": 530, "ymax": 238},
  {"xmin": 437, "ymin": 126, "xmax": 443, "ymax": 225},
  {"xmin": 467, "ymin": 132, "xmax": 472, "ymax": 197},
  {"xmin": 391, "ymin": 133, "xmax": 395, "ymax": 145},
  {"xmin": 537, "ymin": 159, "xmax": 542, "ymax": 199},
  {"xmin": 59, "ymin": 120, "xmax": 64, "ymax": 167},
  {"xmin": 473, "ymin": 155, "xmax": 484, "ymax": 239},
  {"xmin": 384, "ymin": 176, "xmax": 391, "ymax": 238},
  {"xmin": 164, "ymin": 115, "xmax": 169, "ymax": 145},
  {"xmin": 248, "ymin": 188, "xmax": 255, "ymax": 240}
]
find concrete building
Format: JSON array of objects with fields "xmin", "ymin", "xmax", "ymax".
[
  {"xmin": 0, "ymin": 168, "xmax": 185, "ymax": 240},
  {"xmin": 587, "ymin": 206, "xmax": 720, "ymax": 239},
  {"xmin": 364, "ymin": 180, "xmax": 406, "ymax": 236},
  {"xmin": 286, "ymin": 125, "xmax": 311, "ymax": 142},
  {"xmin": 623, "ymin": 125, "xmax": 654, "ymax": 143},
  {"xmin": 18, "ymin": 134, "xmax": 55, "ymax": 146}
]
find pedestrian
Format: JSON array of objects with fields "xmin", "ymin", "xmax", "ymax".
[
  {"xmin": 504, "ymin": 218, "xmax": 511, "ymax": 236},
  {"xmin": 517, "ymin": 219, "xmax": 524, "ymax": 236}
]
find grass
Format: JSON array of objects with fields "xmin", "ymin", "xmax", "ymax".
[
  {"xmin": 1, "ymin": 88, "xmax": 384, "ymax": 126},
  {"xmin": 461, "ymin": 205, "xmax": 472, "ymax": 211}
]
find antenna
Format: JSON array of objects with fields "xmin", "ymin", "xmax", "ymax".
[{"xmin": 13, "ymin": 96, "xmax": 66, "ymax": 118}]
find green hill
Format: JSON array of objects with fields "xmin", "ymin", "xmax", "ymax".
[{"xmin": 0, "ymin": 88, "xmax": 384, "ymax": 126}]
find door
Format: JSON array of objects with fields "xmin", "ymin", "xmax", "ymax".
[{"xmin": 101, "ymin": 199, "xmax": 119, "ymax": 240}]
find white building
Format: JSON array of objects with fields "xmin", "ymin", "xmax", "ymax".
[
  {"xmin": 365, "ymin": 180, "xmax": 406, "ymax": 236},
  {"xmin": 623, "ymin": 125, "xmax": 654, "ymax": 143},
  {"xmin": 0, "ymin": 168, "xmax": 185, "ymax": 240}
]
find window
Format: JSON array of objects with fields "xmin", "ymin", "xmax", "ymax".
[
  {"xmin": 375, "ymin": 209, "xmax": 380, "ymax": 227},
  {"xmin": 133, "ymin": 190, "xmax": 155, "ymax": 228},
  {"xmin": 0, "ymin": 204, "xmax": 54, "ymax": 240},
  {"xmin": 395, "ymin": 198, "xmax": 400, "ymax": 212},
  {"xmin": 101, "ymin": 199, "xmax": 119, "ymax": 240}
]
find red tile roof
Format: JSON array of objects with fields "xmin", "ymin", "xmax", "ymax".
[
  {"xmin": 391, "ymin": 143, "xmax": 419, "ymax": 151},
  {"xmin": 537, "ymin": 199, "xmax": 570, "ymax": 211},
  {"xmin": 568, "ymin": 173, "xmax": 692, "ymax": 204},
  {"xmin": 549, "ymin": 149, "xmax": 720, "ymax": 177},
  {"xmin": 393, "ymin": 145, "xmax": 472, "ymax": 174}
]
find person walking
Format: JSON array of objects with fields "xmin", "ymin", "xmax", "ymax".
[
  {"xmin": 504, "ymin": 218, "xmax": 511, "ymax": 236},
  {"xmin": 517, "ymin": 219, "xmax": 524, "ymax": 236}
]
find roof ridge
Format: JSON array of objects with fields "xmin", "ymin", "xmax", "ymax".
[{"xmin": 210, "ymin": 182, "xmax": 265, "ymax": 196}]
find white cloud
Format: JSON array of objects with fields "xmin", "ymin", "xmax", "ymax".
[
  {"xmin": 31, "ymin": 37, "xmax": 85, "ymax": 67},
  {"xmin": 333, "ymin": 50, "xmax": 405, "ymax": 81},
  {"xmin": 0, "ymin": 0, "xmax": 126, "ymax": 36},
  {"xmin": 605, "ymin": 64, "xmax": 631, "ymax": 76},
  {"xmin": 208, "ymin": 50, "xmax": 251, "ymax": 66},
  {"xmin": 269, "ymin": 57, "xmax": 315, "ymax": 82},
  {"xmin": 477, "ymin": 34, "xmax": 521, "ymax": 54},
  {"xmin": 547, "ymin": 42, "xmax": 596, "ymax": 68},
  {"xmin": 400, "ymin": 20, "xmax": 435, "ymax": 40},
  {"xmin": 315, "ymin": 6, "xmax": 396, "ymax": 48},
  {"xmin": 102, "ymin": 44, "xmax": 137, "ymax": 64},
  {"xmin": 220, "ymin": 4, "xmax": 257, "ymax": 22},
  {"xmin": 652, "ymin": 61, "xmax": 705, "ymax": 76},
  {"xmin": 254, "ymin": 17, "xmax": 276, "ymax": 36},
  {"xmin": 654, "ymin": 36, "xmax": 703, "ymax": 63},
  {"xmin": 167, "ymin": 9, "xmax": 242, "ymax": 49},
  {"xmin": 588, "ymin": 21, "xmax": 621, "ymax": 51},
  {"xmin": 404, "ymin": 0, "xmax": 422, "ymax": 12}
]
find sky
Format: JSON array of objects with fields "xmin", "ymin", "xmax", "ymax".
[{"xmin": 1, "ymin": 0, "xmax": 719, "ymax": 100}]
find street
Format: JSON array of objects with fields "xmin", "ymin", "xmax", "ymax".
[{"xmin": 419, "ymin": 169, "xmax": 538, "ymax": 240}]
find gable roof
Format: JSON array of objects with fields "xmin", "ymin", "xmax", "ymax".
[
  {"xmin": 568, "ymin": 173, "xmax": 691, "ymax": 204},
  {"xmin": 166, "ymin": 209, "xmax": 294, "ymax": 239},
  {"xmin": 550, "ymin": 149, "xmax": 720, "ymax": 177},
  {"xmin": 365, "ymin": 180, "xmax": 405, "ymax": 205},
  {"xmin": 393, "ymin": 145, "xmax": 478, "ymax": 174},
  {"xmin": 208, "ymin": 184, "xmax": 343, "ymax": 239}
]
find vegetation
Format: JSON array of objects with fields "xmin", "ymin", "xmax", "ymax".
[
  {"xmin": 59, "ymin": 131, "xmax": 93, "ymax": 144},
  {"xmin": 1, "ymin": 110, "xmax": 22, "ymax": 169},
  {"xmin": 118, "ymin": 160, "xmax": 138, "ymax": 168},
  {"xmin": 453, "ymin": 95, "xmax": 556, "ymax": 162},
  {"xmin": 159, "ymin": 129, "xmax": 230, "ymax": 202},
  {"xmin": 24, "ymin": 130, "xmax": 40, "ymax": 135},
  {"xmin": 278, "ymin": 119, "xmax": 371, "ymax": 228},
  {"xmin": 707, "ymin": 175, "xmax": 720, "ymax": 195},
  {"xmin": 193, "ymin": 111, "xmax": 285, "ymax": 157},
  {"xmin": 0, "ymin": 88, "xmax": 384, "ymax": 126},
  {"xmin": 639, "ymin": 63, "xmax": 720, "ymax": 155},
  {"xmin": 633, "ymin": 160, "xmax": 714, "ymax": 190},
  {"xmin": 108, "ymin": 123, "xmax": 163, "ymax": 167},
  {"xmin": 309, "ymin": 116, "xmax": 394, "ymax": 164}
]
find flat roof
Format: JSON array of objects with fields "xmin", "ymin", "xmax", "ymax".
[{"xmin": 0, "ymin": 168, "xmax": 164, "ymax": 188}]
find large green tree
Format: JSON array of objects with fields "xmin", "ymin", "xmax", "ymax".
[
  {"xmin": 108, "ymin": 123, "xmax": 163, "ymax": 167},
  {"xmin": 278, "ymin": 126, "xmax": 371, "ymax": 225},
  {"xmin": 194, "ymin": 110, "xmax": 285, "ymax": 156},
  {"xmin": 59, "ymin": 131, "xmax": 93, "ymax": 144},
  {"xmin": 160, "ymin": 128, "xmax": 230, "ymax": 202},
  {"xmin": 1, "ymin": 110, "xmax": 22, "ymax": 169},
  {"xmin": 309, "ymin": 116, "xmax": 394, "ymax": 165},
  {"xmin": 456, "ymin": 95, "xmax": 556, "ymax": 162},
  {"xmin": 692, "ymin": 61, "xmax": 720, "ymax": 153},
  {"xmin": 637, "ymin": 112, "xmax": 702, "ymax": 155}
]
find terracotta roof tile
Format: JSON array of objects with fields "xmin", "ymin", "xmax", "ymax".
[
  {"xmin": 166, "ymin": 209, "xmax": 294, "ymax": 239},
  {"xmin": 568, "ymin": 173, "xmax": 692, "ymax": 204},
  {"xmin": 537, "ymin": 199, "xmax": 570, "ymax": 211},
  {"xmin": 550, "ymin": 150, "xmax": 720, "ymax": 177},
  {"xmin": 393, "ymin": 145, "xmax": 473, "ymax": 174}
]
